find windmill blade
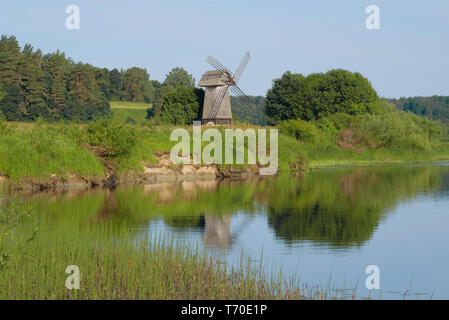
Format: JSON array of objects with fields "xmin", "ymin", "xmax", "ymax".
[
  {"xmin": 230, "ymin": 85, "xmax": 261, "ymax": 125},
  {"xmin": 206, "ymin": 57, "xmax": 234, "ymax": 84},
  {"xmin": 206, "ymin": 56, "xmax": 233, "ymax": 75},
  {"xmin": 232, "ymin": 52, "xmax": 250, "ymax": 85},
  {"xmin": 208, "ymin": 85, "xmax": 229, "ymax": 119},
  {"xmin": 230, "ymin": 85, "xmax": 253, "ymax": 105}
]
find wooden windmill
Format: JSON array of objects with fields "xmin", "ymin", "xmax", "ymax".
[{"xmin": 198, "ymin": 52, "xmax": 257, "ymax": 125}]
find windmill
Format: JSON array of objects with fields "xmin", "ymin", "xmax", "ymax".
[{"xmin": 198, "ymin": 52, "xmax": 258, "ymax": 125}]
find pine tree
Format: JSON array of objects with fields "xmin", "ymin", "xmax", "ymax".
[
  {"xmin": 0, "ymin": 35, "xmax": 20, "ymax": 87},
  {"xmin": 18, "ymin": 44, "xmax": 48, "ymax": 118},
  {"xmin": 42, "ymin": 51, "xmax": 69, "ymax": 109}
]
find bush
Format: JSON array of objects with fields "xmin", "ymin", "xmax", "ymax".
[
  {"xmin": 278, "ymin": 119, "xmax": 326, "ymax": 145},
  {"xmin": 126, "ymin": 117, "xmax": 136, "ymax": 125},
  {"xmin": 159, "ymin": 87, "xmax": 204, "ymax": 125},
  {"xmin": 353, "ymin": 111, "xmax": 444, "ymax": 151},
  {"xmin": 83, "ymin": 118, "xmax": 138, "ymax": 158}
]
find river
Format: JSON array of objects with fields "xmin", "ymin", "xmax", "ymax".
[{"xmin": 9, "ymin": 163, "xmax": 449, "ymax": 299}]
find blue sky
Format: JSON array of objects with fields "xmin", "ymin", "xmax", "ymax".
[{"xmin": 1, "ymin": 0, "xmax": 448, "ymax": 98}]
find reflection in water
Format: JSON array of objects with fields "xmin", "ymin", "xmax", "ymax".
[
  {"xmin": 15, "ymin": 163, "xmax": 449, "ymax": 298},
  {"xmin": 22, "ymin": 164, "xmax": 449, "ymax": 248},
  {"xmin": 203, "ymin": 216, "xmax": 232, "ymax": 249},
  {"xmin": 266, "ymin": 166, "xmax": 446, "ymax": 246}
]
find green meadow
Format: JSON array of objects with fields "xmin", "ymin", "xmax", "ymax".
[{"xmin": 110, "ymin": 101, "xmax": 151, "ymax": 124}]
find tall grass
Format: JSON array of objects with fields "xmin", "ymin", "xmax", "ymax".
[
  {"xmin": 0, "ymin": 119, "xmax": 104, "ymax": 180},
  {"xmin": 0, "ymin": 200, "xmax": 330, "ymax": 300}
]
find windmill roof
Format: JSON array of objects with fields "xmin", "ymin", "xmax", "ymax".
[{"xmin": 198, "ymin": 70, "xmax": 230, "ymax": 87}]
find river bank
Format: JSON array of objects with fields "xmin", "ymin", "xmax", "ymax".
[{"xmin": 1, "ymin": 117, "xmax": 449, "ymax": 193}]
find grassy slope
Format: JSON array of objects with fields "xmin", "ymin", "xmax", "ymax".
[
  {"xmin": 110, "ymin": 101, "xmax": 151, "ymax": 124},
  {"xmin": 1, "ymin": 110, "xmax": 449, "ymax": 181},
  {"xmin": 0, "ymin": 121, "xmax": 105, "ymax": 180}
]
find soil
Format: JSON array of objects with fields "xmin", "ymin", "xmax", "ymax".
[{"xmin": 0, "ymin": 152, "xmax": 262, "ymax": 193}]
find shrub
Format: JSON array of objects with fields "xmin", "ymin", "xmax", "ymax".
[
  {"xmin": 83, "ymin": 118, "xmax": 138, "ymax": 158},
  {"xmin": 159, "ymin": 87, "xmax": 204, "ymax": 125},
  {"xmin": 353, "ymin": 111, "xmax": 443, "ymax": 151},
  {"xmin": 278, "ymin": 119, "xmax": 325, "ymax": 145},
  {"xmin": 126, "ymin": 117, "xmax": 136, "ymax": 125}
]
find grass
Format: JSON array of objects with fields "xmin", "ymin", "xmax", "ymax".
[
  {"xmin": 0, "ymin": 120, "xmax": 104, "ymax": 181},
  {"xmin": 0, "ymin": 200, "xmax": 331, "ymax": 300},
  {"xmin": 110, "ymin": 101, "xmax": 150, "ymax": 124},
  {"xmin": 1, "ymin": 107, "xmax": 449, "ymax": 182}
]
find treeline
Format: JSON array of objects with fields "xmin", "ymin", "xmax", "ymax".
[
  {"xmin": 0, "ymin": 35, "xmax": 196, "ymax": 122},
  {"xmin": 0, "ymin": 35, "xmax": 111, "ymax": 121},
  {"xmin": 266, "ymin": 69, "xmax": 380, "ymax": 124},
  {"xmin": 389, "ymin": 96, "xmax": 449, "ymax": 124}
]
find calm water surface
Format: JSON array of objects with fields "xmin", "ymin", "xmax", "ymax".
[{"xmin": 20, "ymin": 163, "xmax": 449, "ymax": 299}]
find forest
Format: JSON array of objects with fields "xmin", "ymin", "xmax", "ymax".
[
  {"xmin": 0, "ymin": 35, "xmax": 198, "ymax": 122},
  {"xmin": 389, "ymin": 96, "xmax": 449, "ymax": 124}
]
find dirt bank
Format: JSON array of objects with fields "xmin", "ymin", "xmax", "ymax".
[{"xmin": 0, "ymin": 152, "xmax": 261, "ymax": 193}]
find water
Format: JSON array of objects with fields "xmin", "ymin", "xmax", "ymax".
[{"xmin": 15, "ymin": 163, "xmax": 449, "ymax": 299}]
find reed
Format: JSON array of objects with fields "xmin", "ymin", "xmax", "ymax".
[{"xmin": 0, "ymin": 201, "xmax": 336, "ymax": 300}]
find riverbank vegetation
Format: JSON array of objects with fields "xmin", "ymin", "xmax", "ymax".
[
  {"xmin": 1, "ymin": 109, "xmax": 449, "ymax": 182},
  {"xmin": 0, "ymin": 196, "xmax": 330, "ymax": 299}
]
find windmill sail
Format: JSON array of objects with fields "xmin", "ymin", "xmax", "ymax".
[{"xmin": 233, "ymin": 52, "xmax": 250, "ymax": 84}]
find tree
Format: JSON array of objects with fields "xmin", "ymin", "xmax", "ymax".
[
  {"xmin": 266, "ymin": 69, "xmax": 378, "ymax": 123},
  {"xmin": 389, "ymin": 95, "xmax": 449, "ymax": 124},
  {"xmin": 18, "ymin": 44, "xmax": 48, "ymax": 119},
  {"xmin": 121, "ymin": 67, "xmax": 154, "ymax": 103},
  {"xmin": 42, "ymin": 51, "xmax": 70, "ymax": 110},
  {"xmin": 0, "ymin": 84, "xmax": 24, "ymax": 121},
  {"xmin": 109, "ymin": 68, "xmax": 122, "ymax": 100},
  {"xmin": 159, "ymin": 87, "xmax": 204, "ymax": 125},
  {"xmin": 163, "ymin": 67, "xmax": 195, "ymax": 89},
  {"xmin": 0, "ymin": 35, "xmax": 20, "ymax": 88},
  {"xmin": 151, "ymin": 80, "xmax": 174, "ymax": 117}
]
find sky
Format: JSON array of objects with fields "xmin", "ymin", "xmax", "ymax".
[{"xmin": 1, "ymin": 0, "xmax": 448, "ymax": 98}]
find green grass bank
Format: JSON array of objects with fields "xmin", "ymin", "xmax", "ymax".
[{"xmin": 0, "ymin": 107, "xmax": 449, "ymax": 184}]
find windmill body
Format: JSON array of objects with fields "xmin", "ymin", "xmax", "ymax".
[
  {"xmin": 198, "ymin": 70, "xmax": 233, "ymax": 125},
  {"xmin": 198, "ymin": 52, "xmax": 258, "ymax": 125}
]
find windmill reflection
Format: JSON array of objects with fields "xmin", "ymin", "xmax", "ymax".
[{"xmin": 203, "ymin": 215, "xmax": 233, "ymax": 249}]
